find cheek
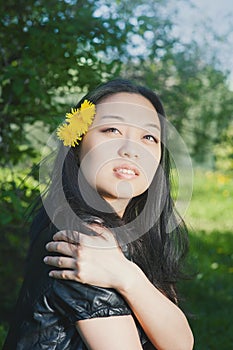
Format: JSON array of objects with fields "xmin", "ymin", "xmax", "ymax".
[
  {"xmin": 79, "ymin": 143, "xmax": 111, "ymax": 188},
  {"xmin": 142, "ymin": 163, "xmax": 159, "ymax": 189},
  {"xmin": 140, "ymin": 146, "xmax": 161, "ymax": 183},
  {"xmin": 80, "ymin": 151, "xmax": 101, "ymax": 181}
]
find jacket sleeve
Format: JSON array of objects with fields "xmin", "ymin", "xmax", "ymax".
[{"xmin": 51, "ymin": 279, "xmax": 132, "ymax": 323}]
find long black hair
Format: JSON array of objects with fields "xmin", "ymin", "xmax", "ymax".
[{"xmin": 33, "ymin": 78, "xmax": 189, "ymax": 304}]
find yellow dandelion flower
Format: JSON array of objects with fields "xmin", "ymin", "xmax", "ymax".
[
  {"xmin": 57, "ymin": 123, "xmax": 81, "ymax": 147},
  {"xmin": 65, "ymin": 108, "xmax": 80, "ymax": 121},
  {"xmin": 57, "ymin": 99, "xmax": 96, "ymax": 147},
  {"xmin": 65, "ymin": 100, "xmax": 95, "ymax": 124},
  {"xmin": 69, "ymin": 116, "xmax": 89, "ymax": 136},
  {"xmin": 80, "ymin": 100, "xmax": 95, "ymax": 121}
]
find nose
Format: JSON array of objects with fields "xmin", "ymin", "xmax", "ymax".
[{"xmin": 118, "ymin": 139, "xmax": 139, "ymax": 159}]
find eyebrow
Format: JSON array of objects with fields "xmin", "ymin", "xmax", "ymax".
[
  {"xmin": 145, "ymin": 123, "xmax": 161, "ymax": 132},
  {"xmin": 101, "ymin": 115, "xmax": 124, "ymax": 121},
  {"xmin": 100, "ymin": 115, "xmax": 161, "ymax": 131}
]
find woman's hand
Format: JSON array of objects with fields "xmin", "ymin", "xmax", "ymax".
[{"xmin": 44, "ymin": 225, "xmax": 135, "ymax": 291}]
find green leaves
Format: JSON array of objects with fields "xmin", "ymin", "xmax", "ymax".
[{"xmin": 0, "ymin": 0, "xmax": 130, "ymax": 167}]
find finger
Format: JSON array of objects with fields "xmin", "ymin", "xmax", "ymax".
[
  {"xmin": 53, "ymin": 229, "xmax": 101, "ymax": 248},
  {"xmin": 95, "ymin": 226, "xmax": 117, "ymax": 243},
  {"xmin": 53, "ymin": 228, "xmax": 118, "ymax": 249},
  {"xmin": 79, "ymin": 231, "xmax": 118, "ymax": 249},
  {"xmin": 53, "ymin": 226, "xmax": 98, "ymax": 242},
  {"xmin": 53, "ymin": 230, "xmax": 80, "ymax": 244},
  {"xmin": 48, "ymin": 269, "xmax": 79, "ymax": 282},
  {"xmin": 44, "ymin": 256, "xmax": 77, "ymax": 269},
  {"xmin": 86, "ymin": 224, "xmax": 118, "ymax": 246},
  {"xmin": 87, "ymin": 223, "xmax": 106, "ymax": 238},
  {"xmin": 46, "ymin": 241, "xmax": 78, "ymax": 257}
]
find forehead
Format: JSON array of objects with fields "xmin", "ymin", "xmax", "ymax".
[{"xmin": 90, "ymin": 92, "xmax": 160, "ymax": 129}]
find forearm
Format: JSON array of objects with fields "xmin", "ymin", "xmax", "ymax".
[{"xmin": 118, "ymin": 262, "xmax": 194, "ymax": 350}]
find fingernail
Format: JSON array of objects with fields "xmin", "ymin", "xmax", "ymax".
[
  {"xmin": 49, "ymin": 271, "xmax": 54, "ymax": 277},
  {"xmin": 44, "ymin": 257, "xmax": 48, "ymax": 263}
]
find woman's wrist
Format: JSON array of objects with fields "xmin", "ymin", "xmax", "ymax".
[{"xmin": 115, "ymin": 260, "xmax": 145, "ymax": 296}]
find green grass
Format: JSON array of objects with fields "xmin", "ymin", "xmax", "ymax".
[
  {"xmin": 186, "ymin": 169, "xmax": 233, "ymax": 232},
  {"xmin": 179, "ymin": 170, "xmax": 233, "ymax": 349}
]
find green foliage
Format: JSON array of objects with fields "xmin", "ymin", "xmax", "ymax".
[
  {"xmin": 180, "ymin": 230, "xmax": 233, "ymax": 350},
  {"xmin": 186, "ymin": 169, "xmax": 233, "ymax": 232},
  {"xmin": 214, "ymin": 124, "xmax": 233, "ymax": 173},
  {"xmin": 0, "ymin": 168, "xmax": 39, "ymax": 329},
  {"xmin": 0, "ymin": 324, "xmax": 8, "ymax": 349},
  {"xmin": 178, "ymin": 170, "xmax": 233, "ymax": 349},
  {"xmin": 0, "ymin": 0, "xmax": 131, "ymax": 166}
]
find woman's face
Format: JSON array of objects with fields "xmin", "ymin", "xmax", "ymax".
[{"xmin": 79, "ymin": 92, "xmax": 161, "ymax": 213}]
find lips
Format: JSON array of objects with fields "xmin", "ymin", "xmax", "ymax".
[{"xmin": 113, "ymin": 164, "xmax": 140, "ymax": 179}]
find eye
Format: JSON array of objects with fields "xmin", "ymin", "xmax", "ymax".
[
  {"xmin": 102, "ymin": 127, "xmax": 121, "ymax": 135},
  {"xmin": 143, "ymin": 135, "xmax": 159, "ymax": 143}
]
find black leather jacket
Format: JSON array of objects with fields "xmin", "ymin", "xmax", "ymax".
[{"xmin": 3, "ymin": 224, "xmax": 151, "ymax": 349}]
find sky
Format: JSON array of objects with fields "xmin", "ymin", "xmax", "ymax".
[{"xmin": 170, "ymin": 0, "xmax": 233, "ymax": 86}]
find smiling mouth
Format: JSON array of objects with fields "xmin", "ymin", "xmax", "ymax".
[
  {"xmin": 116, "ymin": 168, "xmax": 136, "ymax": 175},
  {"xmin": 113, "ymin": 165, "xmax": 140, "ymax": 178}
]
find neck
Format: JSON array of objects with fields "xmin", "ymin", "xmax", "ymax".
[{"xmin": 102, "ymin": 197, "xmax": 130, "ymax": 218}]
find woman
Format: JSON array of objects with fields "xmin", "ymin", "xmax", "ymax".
[{"xmin": 3, "ymin": 79, "xmax": 194, "ymax": 349}]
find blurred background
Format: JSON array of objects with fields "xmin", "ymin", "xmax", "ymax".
[{"xmin": 0, "ymin": 0, "xmax": 232, "ymax": 348}]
